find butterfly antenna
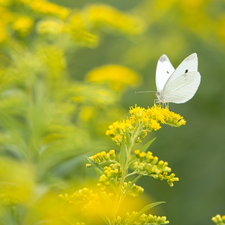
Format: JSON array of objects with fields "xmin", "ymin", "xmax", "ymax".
[{"xmin": 135, "ymin": 91, "xmax": 155, "ymax": 93}]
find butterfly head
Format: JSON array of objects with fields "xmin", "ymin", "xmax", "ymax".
[{"xmin": 155, "ymin": 91, "xmax": 167, "ymax": 104}]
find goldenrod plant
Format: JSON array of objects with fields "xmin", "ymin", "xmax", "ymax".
[
  {"xmin": 0, "ymin": 0, "xmax": 224, "ymax": 224},
  {"xmin": 60, "ymin": 105, "xmax": 185, "ymax": 224}
]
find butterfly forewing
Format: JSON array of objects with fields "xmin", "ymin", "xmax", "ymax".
[
  {"xmin": 163, "ymin": 71, "xmax": 201, "ymax": 103},
  {"xmin": 156, "ymin": 54, "xmax": 175, "ymax": 92},
  {"xmin": 165, "ymin": 53, "xmax": 198, "ymax": 88}
]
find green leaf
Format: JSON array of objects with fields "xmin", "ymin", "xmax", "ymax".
[
  {"xmin": 132, "ymin": 119, "xmax": 140, "ymax": 136},
  {"xmin": 127, "ymin": 201, "xmax": 165, "ymax": 225},
  {"xmin": 140, "ymin": 137, "xmax": 156, "ymax": 153},
  {"xmin": 125, "ymin": 127, "xmax": 132, "ymax": 150},
  {"xmin": 85, "ymin": 156, "xmax": 104, "ymax": 176},
  {"xmin": 127, "ymin": 174, "xmax": 142, "ymax": 191},
  {"xmin": 129, "ymin": 138, "xmax": 156, "ymax": 165},
  {"xmin": 120, "ymin": 137, "xmax": 127, "ymax": 170}
]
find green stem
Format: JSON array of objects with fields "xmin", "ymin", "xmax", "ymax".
[
  {"xmin": 112, "ymin": 122, "xmax": 143, "ymax": 224},
  {"xmin": 124, "ymin": 171, "xmax": 138, "ymax": 179}
]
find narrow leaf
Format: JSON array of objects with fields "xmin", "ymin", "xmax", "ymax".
[
  {"xmin": 132, "ymin": 119, "xmax": 140, "ymax": 136},
  {"xmin": 129, "ymin": 138, "xmax": 156, "ymax": 165},
  {"xmin": 127, "ymin": 174, "xmax": 142, "ymax": 191},
  {"xmin": 85, "ymin": 156, "xmax": 104, "ymax": 176},
  {"xmin": 140, "ymin": 137, "xmax": 156, "ymax": 153},
  {"xmin": 125, "ymin": 127, "xmax": 132, "ymax": 150},
  {"xmin": 127, "ymin": 201, "xmax": 165, "ymax": 225},
  {"xmin": 120, "ymin": 137, "xmax": 127, "ymax": 170}
]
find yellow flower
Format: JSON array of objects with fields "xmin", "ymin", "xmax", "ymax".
[
  {"xmin": 12, "ymin": 16, "xmax": 33, "ymax": 36},
  {"xmin": 139, "ymin": 152, "xmax": 146, "ymax": 158},
  {"xmin": 84, "ymin": 4, "xmax": 146, "ymax": 35},
  {"xmin": 36, "ymin": 19, "xmax": 64, "ymax": 35},
  {"xmin": 150, "ymin": 119, "xmax": 161, "ymax": 131},
  {"xmin": 29, "ymin": 0, "xmax": 70, "ymax": 20},
  {"xmin": 86, "ymin": 65, "xmax": 141, "ymax": 91},
  {"xmin": 133, "ymin": 151, "xmax": 178, "ymax": 187},
  {"xmin": 69, "ymin": 12, "xmax": 85, "ymax": 30},
  {"xmin": 106, "ymin": 105, "xmax": 186, "ymax": 145},
  {"xmin": 67, "ymin": 12, "xmax": 98, "ymax": 47},
  {"xmin": 212, "ymin": 214, "xmax": 225, "ymax": 225},
  {"xmin": 0, "ymin": 22, "xmax": 8, "ymax": 43},
  {"xmin": 79, "ymin": 106, "xmax": 96, "ymax": 122}
]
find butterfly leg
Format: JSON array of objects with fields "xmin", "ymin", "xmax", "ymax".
[
  {"xmin": 154, "ymin": 99, "xmax": 161, "ymax": 106},
  {"xmin": 165, "ymin": 102, "xmax": 169, "ymax": 109}
]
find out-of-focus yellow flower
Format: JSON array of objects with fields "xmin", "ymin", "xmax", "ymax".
[
  {"xmin": 18, "ymin": 0, "xmax": 32, "ymax": 4},
  {"xmin": 84, "ymin": 4, "xmax": 146, "ymax": 35},
  {"xmin": 0, "ymin": 158, "xmax": 34, "ymax": 205},
  {"xmin": 12, "ymin": 16, "xmax": 33, "ymax": 36},
  {"xmin": 36, "ymin": 19, "xmax": 64, "ymax": 35},
  {"xmin": 79, "ymin": 106, "xmax": 96, "ymax": 121},
  {"xmin": 86, "ymin": 65, "xmax": 141, "ymax": 91},
  {"xmin": 0, "ymin": 6, "xmax": 14, "ymax": 22},
  {"xmin": 179, "ymin": 0, "xmax": 208, "ymax": 10},
  {"xmin": 36, "ymin": 45, "xmax": 66, "ymax": 81},
  {"xmin": 71, "ymin": 29, "xmax": 98, "ymax": 47},
  {"xmin": 215, "ymin": 16, "xmax": 225, "ymax": 43},
  {"xmin": 60, "ymin": 188, "xmax": 113, "ymax": 223},
  {"xmin": 0, "ymin": 22, "xmax": 8, "ymax": 43},
  {"xmin": 29, "ymin": 0, "xmax": 70, "ymax": 20},
  {"xmin": 212, "ymin": 214, "xmax": 225, "ymax": 225},
  {"xmin": 72, "ymin": 84, "xmax": 118, "ymax": 106},
  {"xmin": 69, "ymin": 12, "xmax": 86, "ymax": 30},
  {"xmin": 68, "ymin": 12, "xmax": 98, "ymax": 47},
  {"xmin": 0, "ymin": 0, "xmax": 11, "ymax": 6}
]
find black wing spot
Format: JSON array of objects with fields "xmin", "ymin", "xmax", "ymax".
[
  {"xmin": 166, "ymin": 71, "xmax": 169, "ymax": 74},
  {"xmin": 185, "ymin": 69, "xmax": 188, "ymax": 73}
]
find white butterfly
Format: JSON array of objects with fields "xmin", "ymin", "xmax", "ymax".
[{"xmin": 155, "ymin": 53, "xmax": 201, "ymax": 104}]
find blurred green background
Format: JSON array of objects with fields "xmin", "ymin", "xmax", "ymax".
[{"xmin": 0, "ymin": 0, "xmax": 224, "ymax": 224}]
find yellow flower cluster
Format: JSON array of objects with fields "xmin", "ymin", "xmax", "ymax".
[
  {"xmin": 59, "ymin": 188, "xmax": 114, "ymax": 221},
  {"xmin": 0, "ymin": 0, "xmax": 70, "ymax": 43},
  {"xmin": 116, "ymin": 212, "xmax": 169, "ymax": 225},
  {"xmin": 86, "ymin": 65, "xmax": 141, "ymax": 91},
  {"xmin": 122, "ymin": 181, "xmax": 144, "ymax": 197},
  {"xmin": 84, "ymin": 4, "xmax": 146, "ymax": 35},
  {"xmin": 0, "ymin": 193, "xmax": 18, "ymax": 206},
  {"xmin": 130, "ymin": 105, "xmax": 186, "ymax": 128},
  {"xmin": 133, "ymin": 150, "xmax": 179, "ymax": 187},
  {"xmin": 59, "ymin": 188, "xmax": 98, "ymax": 205},
  {"xmin": 0, "ymin": 22, "xmax": 8, "ymax": 43},
  {"xmin": 29, "ymin": 0, "xmax": 70, "ymax": 20},
  {"xmin": 97, "ymin": 163, "xmax": 121, "ymax": 190},
  {"xmin": 36, "ymin": 20, "xmax": 63, "ymax": 35},
  {"xmin": 212, "ymin": 214, "xmax": 225, "ymax": 225},
  {"xmin": 86, "ymin": 150, "xmax": 116, "ymax": 167},
  {"xmin": 0, "ymin": 2, "xmax": 145, "ymax": 45},
  {"xmin": 0, "ymin": 5, "xmax": 14, "ymax": 42},
  {"xmin": 12, "ymin": 16, "xmax": 33, "ymax": 36},
  {"xmin": 106, "ymin": 105, "xmax": 186, "ymax": 145}
]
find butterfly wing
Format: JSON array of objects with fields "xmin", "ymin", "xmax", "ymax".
[
  {"xmin": 165, "ymin": 53, "xmax": 198, "ymax": 87},
  {"xmin": 156, "ymin": 54, "xmax": 175, "ymax": 92},
  {"xmin": 162, "ymin": 71, "xmax": 201, "ymax": 103}
]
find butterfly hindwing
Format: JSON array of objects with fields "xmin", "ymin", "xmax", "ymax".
[
  {"xmin": 156, "ymin": 54, "xmax": 175, "ymax": 92},
  {"xmin": 163, "ymin": 71, "xmax": 201, "ymax": 103}
]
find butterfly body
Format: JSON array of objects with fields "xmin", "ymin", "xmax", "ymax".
[{"xmin": 155, "ymin": 53, "xmax": 201, "ymax": 104}]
